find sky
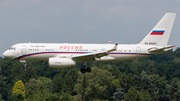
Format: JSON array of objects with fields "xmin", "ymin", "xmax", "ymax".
[{"xmin": 0, "ymin": 0, "xmax": 180, "ymax": 56}]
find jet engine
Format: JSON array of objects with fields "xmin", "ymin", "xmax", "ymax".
[{"xmin": 48, "ymin": 58, "xmax": 76, "ymax": 68}]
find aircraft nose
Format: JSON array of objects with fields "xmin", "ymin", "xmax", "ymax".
[
  {"xmin": 3, "ymin": 50, "xmax": 14, "ymax": 59},
  {"xmin": 3, "ymin": 50, "xmax": 8, "ymax": 58}
]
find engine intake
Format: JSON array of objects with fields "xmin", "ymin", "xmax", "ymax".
[{"xmin": 49, "ymin": 58, "xmax": 76, "ymax": 68}]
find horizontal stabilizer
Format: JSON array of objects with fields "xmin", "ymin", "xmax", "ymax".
[{"xmin": 148, "ymin": 45, "xmax": 175, "ymax": 54}]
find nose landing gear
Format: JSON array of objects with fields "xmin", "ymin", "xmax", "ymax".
[{"xmin": 20, "ymin": 60, "xmax": 27, "ymax": 72}]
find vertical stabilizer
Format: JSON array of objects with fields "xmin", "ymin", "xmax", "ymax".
[{"xmin": 139, "ymin": 13, "xmax": 176, "ymax": 46}]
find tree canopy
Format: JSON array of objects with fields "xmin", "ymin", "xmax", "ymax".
[{"xmin": 0, "ymin": 48, "xmax": 180, "ymax": 100}]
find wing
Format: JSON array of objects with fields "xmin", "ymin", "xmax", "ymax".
[{"xmin": 72, "ymin": 42, "xmax": 118, "ymax": 61}]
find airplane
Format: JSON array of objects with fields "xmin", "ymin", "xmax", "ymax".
[{"xmin": 3, "ymin": 13, "xmax": 176, "ymax": 73}]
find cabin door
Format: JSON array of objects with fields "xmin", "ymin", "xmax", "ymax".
[
  {"xmin": 21, "ymin": 45, "xmax": 27, "ymax": 55},
  {"xmin": 136, "ymin": 47, "xmax": 141, "ymax": 55}
]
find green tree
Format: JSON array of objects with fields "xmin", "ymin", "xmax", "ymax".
[
  {"xmin": 24, "ymin": 91, "xmax": 60, "ymax": 101},
  {"xmin": 64, "ymin": 68, "xmax": 78, "ymax": 95},
  {"xmin": 141, "ymin": 75, "xmax": 153, "ymax": 95},
  {"xmin": 81, "ymin": 75, "xmax": 87, "ymax": 101},
  {"xmin": 0, "ymin": 70, "xmax": 9, "ymax": 100},
  {"xmin": 147, "ymin": 61, "xmax": 156, "ymax": 75},
  {"xmin": 119, "ymin": 73, "xmax": 132, "ymax": 93},
  {"xmin": 0, "ymin": 94, "xmax": 3, "ymax": 101},
  {"xmin": 60, "ymin": 93, "xmax": 73, "ymax": 101},
  {"xmin": 141, "ymin": 91, "xmax": 152, "ymax": 101},
  {"xmin": 74, "ymin": 67, "xmax": 115, "ymax": 101},
  {"xmin": 169, "ymin": 78, "xmax": 180, "ymax": 100},
  {"xmin": 155, "ymin": 63, "xmax": 174, "ymax": 81},
  {"xmin": 133, "ymin": 71, "xmax": 154, "ymax": 95},
  {"xmin": 124, "ymin": 86, "xmax": 143, "ymax": 101},
  {"xmin": 140, "ymin": 70, "xmax": 147, "ymax": 77},
  {"xmin": 52, "ymin": 68, "xmax": 78, "ymax": 94},
  {"xmin": 39, "ymin": 77, "xmax": 52, "ymax": 91},
  {"xmin": 19, "ymin": 66, "xmax": 37, "ymax": 83},
  {"xmin": 150, "ymin": 74, "xmax": 167, "ymax": 95},
  {"xmin": 75, "ymin": 92, "xmax": 82, "ymax": 101},
  {"xmin": 108, "ymin": 65, "xmax": 121, "ymax": 79},
  {"xmin": 132, "ymin": 75, "xmax": 142, "ymax": 91},
  {"xmin": 111, "ymin": 87, "xmax": 125, "ymax": 100},
  {"xmin": 25, "ymin": 78, "xmax": 45, "ymax": 94}
]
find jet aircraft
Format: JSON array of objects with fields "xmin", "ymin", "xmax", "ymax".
[{"xmin": 3, "ymin": 13, "xmax": 176, "ymax": 73}]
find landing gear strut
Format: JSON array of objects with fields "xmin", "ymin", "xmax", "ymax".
[
  {"xmin": 80, "ymin": 62, "xmax": 91, "ymax": 73},
  {"xmin": 20, "ymin": 60, "xmax": 27, "ymax": 72}
]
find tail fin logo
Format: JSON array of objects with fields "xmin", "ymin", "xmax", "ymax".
[{"xmin": 150, "ymin": 30, "xmax": 165, "ymax": 35}]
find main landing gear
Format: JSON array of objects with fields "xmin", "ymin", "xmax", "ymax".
[
  {"xmin": 80, "ymin": 62, "xmax": 91, "ymax": 73},
  {"xmin": 20, "ymin": 60, "xmax": 27, "ymax": 72}
]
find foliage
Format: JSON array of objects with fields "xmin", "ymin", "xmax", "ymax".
[
  {"xmin": 60, "ymin": 93, "xmax": 73, "ymax": 101},
  {"xmin": 141, "ymin": 75, "xmax": 153, "ymax": 96},
  {"xmin": 124, "ymin": 86, "xmax": 143, "ymax": 101},
  {"xmin": 1, "ymin": 48, "xmax": 180, "ymax": 100},
  {"xmin": 24, "ymin": 91, "xmax": 60, "ymax": 101},
  {"xmin": 0, "ymin": 94, "xmax": 3, "ymax": 101},
  {"xmin": 169, "ymin": 78, "xmax": 180, "ymax": 100},
  {"xmin": 12, "ymin": 80, "xmax": 26, "ymax": 101},
  {"xmin": 111, "ymin": 87, "xmax": 125, "ymax": 100},
  {"xmin": 150, "ymin": 74, "xmax": 167, "ymax": 95},
  {"xmin": 12, "ymin": 80, "xmax": 26, "ymax": 97},
  {"xmin": 119, "ymin": 73, "xmax": 132, "ymax": 93},
  {"xmin": 74, "ymin": 67, "xmax": 115, "ymax": 101},
  {"xmin": 108, "ymin": 65, "xmax": 121, "ymax": 79},
  {"xmin": 25, "ymin": 78, "xmax": 45, "ymax": 93},
  {"xmin": 39, "ymin": 77, "xmax": 52, "ymax": 91},
  {"xmin": 52, "ymin": 68, "xmax": 78, "ymax": 95},
  {"xmin": 75, "ymin": 92, "xmax": 82, "ymax": 101},
  {"xmin": 141, "ymin": 91, "xmax": 152, "ymax": 101},
  {"xmin": 81, "ymin": 75, "xmax": 87, "ymax": 101}
]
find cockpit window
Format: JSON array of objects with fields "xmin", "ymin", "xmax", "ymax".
[{"xmin": 9, "ymin": 47, "xmax": 16, "ymax": 50}]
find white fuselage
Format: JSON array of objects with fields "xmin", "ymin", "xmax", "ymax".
[
  {"xmin": 3, "ymin": 43, "xmax": 154, "ymax": 62},
  {"xmin": 2, "ymin": 13, "xmax": 176, "ymax": 72}
]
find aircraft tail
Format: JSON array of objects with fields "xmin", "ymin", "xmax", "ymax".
[{"xmin": 139, "ymin": 13, "xmax": 176, "ymax": 46}]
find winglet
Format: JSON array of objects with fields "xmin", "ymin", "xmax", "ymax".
[{"xmin": 108, "ymin": 42, "xmax": 118, "ymax": 52}]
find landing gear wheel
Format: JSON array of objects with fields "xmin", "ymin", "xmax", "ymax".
[
  {"xmin": 24, "ymin": 68, "xmax": 27, "ymax": 72},
  {"xmin": 87, "ymin": 67, "xmax": 91, "ymax": 72},
  {"xmin": 81, "ymin": 68, "xmax": 86, "ymax": 73}
]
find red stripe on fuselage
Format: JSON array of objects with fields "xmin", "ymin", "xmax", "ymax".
[{"xmin": 150, "ymin": 33, "xmax": 164, "ymax": 35}]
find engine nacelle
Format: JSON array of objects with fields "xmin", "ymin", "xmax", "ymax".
[{"xmin": 48, "ymin": 58, "xmax": 76, "ymax": 68}]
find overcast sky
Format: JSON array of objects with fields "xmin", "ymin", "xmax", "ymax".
[{"xmin": 0, "ymin": 0, "xmax": 180, "ymax": 56}]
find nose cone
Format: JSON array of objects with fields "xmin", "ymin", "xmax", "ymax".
[
  {"xmin": 3, "ymin": 50, "xmax": 9, "ymax": 58},
  {"xmin": 3, "ymin": 50, "xmax": 14, "ymax": 59}
]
